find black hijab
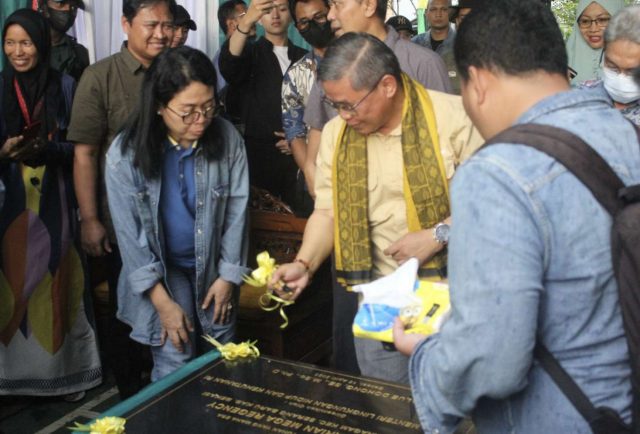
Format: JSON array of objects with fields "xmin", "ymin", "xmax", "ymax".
[{"xmin": 2, "ymin": 8, "xmax": 61, "ymax": 138}]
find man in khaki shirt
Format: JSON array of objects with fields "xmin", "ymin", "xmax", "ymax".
[{"xmin": 270, "ymin": 33, "xmax": 482, "ymax": 383}]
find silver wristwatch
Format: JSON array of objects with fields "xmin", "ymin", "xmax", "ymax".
[{"xmin": 433, "ymin": 222, "xmax": 450, "ymax": 245}]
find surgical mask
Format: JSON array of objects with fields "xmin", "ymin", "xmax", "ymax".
[
  {"xmin": 603, "ymin": 66, "xmax": 640, "ymax": 104},
  {"xmin": 47, "ymin": 9, "xmax": 76, "ymax": 34},
  {"xmin": 299, "ymin": 20, "xmax": 333, "ymax": 49}
]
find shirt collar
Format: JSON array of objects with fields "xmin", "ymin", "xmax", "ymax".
[
  {"xmin": 167, "ymin": 135, "xmax": 199, "ymax": 151},
  {"xmin": 120, "ymin": 42, "xmax": 146, "ymax": 74},
  {"xmin": 517, "ymin": 88, "xmax": 612, "ymax": 125}
]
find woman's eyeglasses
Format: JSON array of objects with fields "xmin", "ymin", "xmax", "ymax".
[
  {"xmin": 165, "ymin": 104, "xmax": 223, "ymax": 124},
  {"xmin": 577, "ymin": 16, "xmax": 610, "ymax": 29}
]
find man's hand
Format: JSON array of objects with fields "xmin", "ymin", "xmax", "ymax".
[
  {"xmin": 269, "ymin": 261, "xmax": 311, "ymax": 301},
  {"xmin": 384, "ymin": 229, "xmax": 443, "ymax": 266},
  {"xmin": 202, "ymin": 278, "xmax": 234, "ymax": 324},
  {"xmin": 392, "ymin": 317, "xmax": 427, "ymax": 356},
  {"xmin": 274, "ymin": 131, "xmax": 291, "ymax": 155},
  {"xmin": 242, "ymin": 0, "xmax": 275, "ymax": 27},
  {"xmin": 81, "ymin": 217, "xmax": 112, "ymax": 257},
  {"xmin": 156, "ymin": 299, "xmax": 194, "ymax": 353}
]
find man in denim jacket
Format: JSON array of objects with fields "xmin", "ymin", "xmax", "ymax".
[{"xmin": 394, "ymin": 1, "xmax": 636, "ymax": 433}]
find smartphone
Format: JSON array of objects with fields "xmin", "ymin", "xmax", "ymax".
[{"xmin": 20, "ymin": 121, "xmax": 42, "ymax": 143}]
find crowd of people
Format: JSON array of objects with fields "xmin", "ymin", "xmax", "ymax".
[{"xmin": 0, "ymin": 0, "xmax": 639, "ymax": 432}]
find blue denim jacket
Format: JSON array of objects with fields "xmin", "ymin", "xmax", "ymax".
[
  {"xmin": 105, "ymin": 117, "xmax": 250, "ymax": 345},
  {"xmin": 409, "ymin": 89, "xmax": 637, "ymax": 433}
]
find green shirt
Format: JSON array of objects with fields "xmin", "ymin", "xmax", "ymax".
[{"xmin": 68, "ymin": 43, "xmax": 146, "ymax": 240}]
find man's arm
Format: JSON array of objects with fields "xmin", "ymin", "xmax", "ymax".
[
  {"xmin": 269, "ymin": 208, "xmax": 334, "ymax": 300},
  {"xmin": 228, "ymin": 0, "xmax": 272, "ymax": 56},
  {"xmin": 395, "ymin": 156, "xmax": 544, "ymax": 432},
  {"xmin": 74, "ymin": 143, "xmax": 110, "ymax": 256},
  {"xmin": 67, "ymin": 67, "xmax": 110, "ymax": 257}
]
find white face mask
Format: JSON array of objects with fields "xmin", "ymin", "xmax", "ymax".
[{"xmin": 602, "ymin": 66, "xmax": 640, "ymax": 104}]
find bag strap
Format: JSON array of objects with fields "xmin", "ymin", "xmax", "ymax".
[
  {"xmin": 534, "ymin": 343, "xmax": 603, "ymax": 423},
  {"xmin": 484, "ymin": 122, "xmax": 637, "ymax": 433},
  {"xmin": 484, "ymin": 123, "xmax": 625, "ymax": 215}
]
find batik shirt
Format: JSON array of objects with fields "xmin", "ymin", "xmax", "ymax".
[{"xmin": 281, "ymin": 51, "xmax": 321, "ymax": 142}]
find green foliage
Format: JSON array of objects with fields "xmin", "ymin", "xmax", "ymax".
[{"xmin": 552, "ymin": 0, "xmax": 638, "ymax": 39}]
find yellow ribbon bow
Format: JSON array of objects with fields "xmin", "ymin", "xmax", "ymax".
[
  {"xmin": 243, "ymin": 251, "xmax": 277, "ymax": 287},
  {"xmin": 69, "ymin": 416, "xmax": 126, "ymax": 434},
  {"xmin": 203, "ymin": 335, "xmax": 260, "ymax": 361},
  {"xmin": 242, "ymin": 251, "xmax": 295, "ymax": 329}
]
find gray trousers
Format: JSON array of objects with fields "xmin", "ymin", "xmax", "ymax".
[{"xmin": 354, "ymin": 337, "xmax": 409, "ymax": 384}]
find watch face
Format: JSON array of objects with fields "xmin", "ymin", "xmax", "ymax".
[{"xmin": 436, "ymin": 224, "xmax": 450, "ymax": 243}]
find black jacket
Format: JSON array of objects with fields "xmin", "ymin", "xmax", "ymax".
[{"xmin": 219, "ymin": 36, "xmax": 306, "ymax": 145}]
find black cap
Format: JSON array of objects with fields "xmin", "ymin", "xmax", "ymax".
[
  {"xmin": 50, "ymin": 0, "xmax": 85, "ymax": 10},
  {"xmin": 386, "ymin": 15, "xmax": 414, "ymax": 34},
  {"xmin": 175, "ymin": 5, "xmax": 197, "ymax": 31}
]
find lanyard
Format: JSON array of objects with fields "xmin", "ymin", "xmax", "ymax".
[{"xmin": 13, "ymin": 77, "xmax": 43, "ymax": 126}]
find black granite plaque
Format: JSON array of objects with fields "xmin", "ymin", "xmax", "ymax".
[{"xmin": 120, "ymin": 356, "xmax": 421, "ymax": 433}]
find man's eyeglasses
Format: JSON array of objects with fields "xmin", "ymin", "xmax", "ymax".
[
  {"xmin": 296, "ymin": 12, "xmax": 328, "ymax": 31},
  {"xmin": 322, "ymin": 77, "xmax": 382, "ymax": 115},
  {"xmin": 577, "ymin": 16, "xmax": 610, "ymax": 29},
  {"xmin": 165, "ymin": 104, "xmax": 222, "ymax": 124}
]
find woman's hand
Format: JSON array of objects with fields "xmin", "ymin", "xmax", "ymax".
[
  {"xmin": 156, "ymin": 299, "xmax": 194, "ymax": 353},
  {"xmin": 149, "ymin": 283, "xmax": 194, "ymax": 352},
  {"xmin": 202, "ymin": 278, "xmax": 234, "ymax": 325},
  {"xmin": 0, "ymin": 136, "xmax": 45, "ymax": 161},
  {"xmin": 0, "ymin": 135, "xmax": 23, "ymax": 159}
]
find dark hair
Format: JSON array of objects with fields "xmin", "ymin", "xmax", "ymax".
[
  {"xmin": 120, "ymin": 46, "xmax": 223, "ymax": 179},
  {"xmin": 374, "ymin": 0, "xmax": 386, "ymax": 21},
  {"xmin": 123, "ymin": 0, "xmax": 177, "ymax": 23},
  {"xmin": 318, "ymin": 32, "xmax": 402, "ymax": 91},
  {"xmin": 218, "ymin": 0, "xmax": 247, "ymax": 35},
  {"xmin": 454, "ymin": 0, "xmax": 567, "ymax": 81},
  {"xmin": 287, "ymin": 0, "xmax": 329, "ymax": 24}
]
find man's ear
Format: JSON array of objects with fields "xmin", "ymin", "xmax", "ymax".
[
  {"xmin": 362, "ymin": 0, "xmax": 377, "ymax": 18},
  {"xmin": 380, "ymin": 74, "xmax": 399, "ymax": 99},
  {"xmin": 467, "ymin": 65, "xmax": 489, "ymax": 107},
  {"xmin": 121, "ymin": 15, "xmax": 131, "ymax": 36}
]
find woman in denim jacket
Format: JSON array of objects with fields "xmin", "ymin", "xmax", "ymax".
[{"xmin": 106, "ymin": 46, "xmax": 250, "ymax": 381}]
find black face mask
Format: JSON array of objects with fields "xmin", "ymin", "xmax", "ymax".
[
  {"xmin": 299, "ymin": 19, "xmax": 333, "ymax": 49},
  {"xmin": 47, "ymin": 9, "xmax": 76, "ymax": 34}
]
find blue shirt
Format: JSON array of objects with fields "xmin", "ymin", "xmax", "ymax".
[
  {"xmin": 160, "ymin": 138, "xmax": 198, "ymax": 268},
  {"xmin": 409, "ymin": 89, "xmax": 636, "ymax": 433}
]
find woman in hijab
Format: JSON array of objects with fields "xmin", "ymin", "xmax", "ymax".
[
  {"xmin": 0, "ymin": 9, "xmax": 101, "ymax": 400},
  {"xmin": 566, "ymin": 0, "xmax": 625, "ymax": 84}
]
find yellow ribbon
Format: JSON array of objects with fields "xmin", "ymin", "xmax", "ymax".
[
  {"xmin": 243, "ymin": 251, "xmax": 295, "ymax": 329},
  {"xmin": 242, "ymin": 251, "xmax": 277, "ymax": 287},
  {"xmin": 202, "ymin": 335, "xmax": 260, "ymax": 361},
  {"xmin": 258, "ymin": 292, "xmax": 294, "ymax": 329},
  {"xmin": 68, "ymin": 416, "xmax": 126, "ymax": 434}
]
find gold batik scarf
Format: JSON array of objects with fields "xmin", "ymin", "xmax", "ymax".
[{"xmin": 333, "ymin": 73, "xmax": 450, "ymax": 287}]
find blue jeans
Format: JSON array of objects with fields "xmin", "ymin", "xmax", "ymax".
[{"xmin": 151, "ymin": 265, "xmax": 237, "ymax": 381}]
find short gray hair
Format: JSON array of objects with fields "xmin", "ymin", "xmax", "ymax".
[
  {"xmin": 317, "ymin": 32, "xmax": 403, "ymax": 91},
  {"xmin": 605, "ymin": 5, "xmax": 640, "ymax": 45}
]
